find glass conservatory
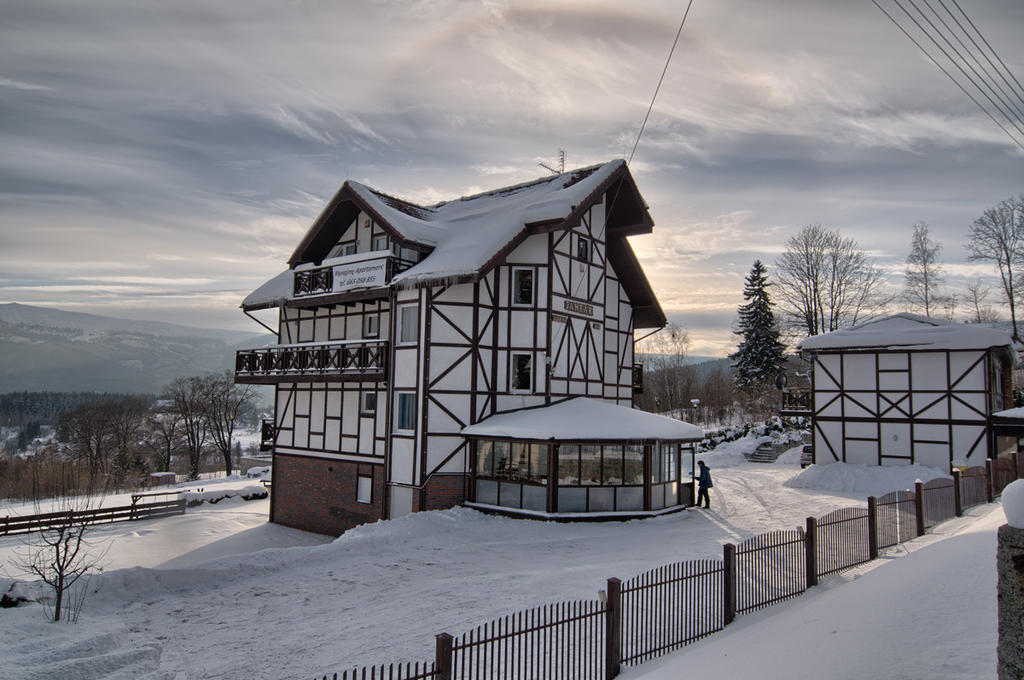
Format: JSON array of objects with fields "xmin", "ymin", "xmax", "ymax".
[{"xmin": 462, "ymin": 397, "xmax": 702, "ymax": 517}]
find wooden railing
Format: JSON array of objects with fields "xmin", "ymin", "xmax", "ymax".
[
  {"xmin": 235, "ymin": 340, "xmax": 388, "ymax": 384},
  {"xmin": 780, "ymin": 389, "xmax": 811, "ymax": 414},
  {"xmin": 1, "ymin": 499, "xmax": 186, "ymax": 536}
]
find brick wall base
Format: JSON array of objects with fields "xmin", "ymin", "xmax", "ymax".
[
  {"xmin": 272, "ymin": 452, "xmax": 385, "ymax": 536},
  {"xmin": 417, "ymin": 474, "xmax": 467, "ymax": 511}
]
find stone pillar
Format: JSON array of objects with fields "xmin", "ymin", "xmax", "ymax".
[{"xmin": 998, "ymin": 524, "xmax": 1024, "ymax": 680}]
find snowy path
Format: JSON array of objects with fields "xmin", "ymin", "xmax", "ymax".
[
  {"xmin": 624, "ymin": 503, "xmax": 1002, "ymax": 680},
  {"xmin": 0, "ymin": 453, "xmax": 978, "ymax": 680}
]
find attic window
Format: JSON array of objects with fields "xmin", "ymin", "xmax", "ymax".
[
  {"xmin": 576, "ymin": 236, "xmax": 590, "ymax": 262},
  {"xmin": 513, "ymin": 268, "xmax": 534, "ymax": 306}
]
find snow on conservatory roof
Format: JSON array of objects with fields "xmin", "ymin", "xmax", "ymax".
[
  {"xmin": 797, "ymin": 313, "xmax": 1015, "ymax": 355},
  {"xmin": 461, "ymin": 397, "xmax": 703, "ymax": 442}
]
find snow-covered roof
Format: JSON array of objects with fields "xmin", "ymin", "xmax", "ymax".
[
  {"xmin": 245, "ymin": 160, "xmax": 665, "ymax": 326},
  {"xmin": 242, "ymin": 269, "xmax": 292, "ymax": 310},
  {"xmin": 461, "ymin": 397, "xmax": 703, "ymax": 442},
  {"xmin": 293, "ymin": 160, "xmax": 629, "ymax": 284},
  {"xmin": 797, "ymin": 313, "xmax": 1015, "ymax": 355},
  {"xmin": 387, "ymin": 161, "xmax": 624, "ymax": 285}
]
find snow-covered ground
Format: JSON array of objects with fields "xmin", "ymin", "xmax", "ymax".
[{"xmin": 0, "ymin": 440, "xmax": 1000, "ymax": 680}]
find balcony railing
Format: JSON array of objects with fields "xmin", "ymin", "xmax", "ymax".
[
  {"xmin": 780, "ymin": 389, "xmax": 811, "ymax": 415},
  {"xmin": 234, "ymin": 340, "xmax": 388, "ymax": 384},
  {"xmin": 291, "ymin": 254, "xmax": 418, "ymax": 302}
]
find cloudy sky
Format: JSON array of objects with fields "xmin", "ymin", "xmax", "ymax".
[{"xmin": 1, "ymin": 0, "xmax": 1022, "ymax": 356}]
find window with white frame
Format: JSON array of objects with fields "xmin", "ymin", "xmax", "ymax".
[
  {"xmin": 361, "ymin": 391, "xmax": 377, "ymax": 415},
  {"xmin": 344, "ymin": 243, "xmax": 357, "ymax": 256},
  {"xmin": 363, "ymin": 313, "xmax": 379, "ymax": 338},
  {"xmin": 372, "ymin": 234, "xmax": 388, "ymax": 252},
  {"xmin": 399, "ymin": 304, "xmax": 419, "ymax": 344},
  {"xmin": 356, "ymin": 475, "xmax": 372, "ymax": 503},
  {"xmin": 512, "ymin": 268, "xmax": 534, "ymax": 306},
  {"xmin": 395, "ymin": 392, "xmax": 417, "ymax": 431},
  {"xmin": 511, "ymin": 353, "xmax": 532, "ymax": 392}
]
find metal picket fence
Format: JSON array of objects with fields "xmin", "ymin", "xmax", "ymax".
[
  {"xmin": 321, "ymin": 453, "xmax": 1021, "ymax": 680},
  {"xmin": 620, "ymin": 559, "xmax": 724, "ymax": 665}
]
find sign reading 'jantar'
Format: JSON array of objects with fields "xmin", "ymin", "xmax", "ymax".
[
  {"xmin": 332, "ymin": 257, "xmax": 388, "ymax": 293},
  {"xmin": 563, "ymin": 300, "xmax": 595, "ymax": 317}
]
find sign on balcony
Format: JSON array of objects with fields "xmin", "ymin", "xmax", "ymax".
[{"xmin": 332, "ymin": 256, "xmax": 388, "ymax": 293}]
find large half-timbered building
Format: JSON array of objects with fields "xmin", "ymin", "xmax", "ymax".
[
  {"xmin": 235, "ymin": 160, "xmax": 702, "ymax": 535},
  {"xmin": 794, "ymin": 314, "xmax": 1016, "ymax": 471}
]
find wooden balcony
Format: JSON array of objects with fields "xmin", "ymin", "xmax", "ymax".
[
  {"xmin": 289, "ymin": 253, "xmax": 418, "ymax": 308},
  {"xmin": 235, "ymin": 340, "xmax": 388, "ymax": 384},
  {"xmin": 779, "ymin": 389, "xmax": 811, "ymax": 416}
]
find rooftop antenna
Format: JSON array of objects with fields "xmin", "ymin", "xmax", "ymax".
[{"xmin": 538, "ymin": 148, "xmax": 566, "ymax": 175}]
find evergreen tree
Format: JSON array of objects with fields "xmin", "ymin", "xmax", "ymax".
[{"xmin": 730, "ymin": 260, "xmax": 787, "ymax": 391}]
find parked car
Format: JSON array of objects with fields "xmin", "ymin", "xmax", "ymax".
[{"xmin": 800, "ymin": 444, "xmax": 814, "ymax": 468}]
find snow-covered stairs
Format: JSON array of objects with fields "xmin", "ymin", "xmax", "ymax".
[{"xmin": 747, "ymin": 443, "xmax": 782, "ymax": 463}]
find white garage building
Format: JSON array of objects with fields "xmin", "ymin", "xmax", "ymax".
[{"xmin": 796, "ymin": 313, "xmax": 1016, "ymax": 471}]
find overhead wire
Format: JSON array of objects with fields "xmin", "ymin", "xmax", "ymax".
[
  {"xmin": 871, "ymin": 0, "xmax": 1024, "ymax": 152},
  {"xmin": 627, "ymin": 0, "xmax": 694, "ymax": 165}
]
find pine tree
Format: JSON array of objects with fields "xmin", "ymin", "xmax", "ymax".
[{"xmin": 730, "ymin": 260, "xmax": 787, "ymax": 391}]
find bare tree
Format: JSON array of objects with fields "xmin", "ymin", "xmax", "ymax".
[
  {"xmin": 964, "ymin": 278, "xmax": 1001, "ymax": 323},
  {"xmin": 201, "ymin": 371, "xmax": 258, "ymax": 476},
  {"xmin": 162, "ymin": 376, "xmax": 208, "ymax": 480},
  {"xmin": 904, "ymin": 221, "xmax": 945, "ymax": 316},
  {"xmin": 14, "ymin": 468, "xmax": 108, "ymax": 622},
  {"xmin": 636, "ymin": 323, "xmax": 692, "ymax": 415},
  {"xmin": 145, "ymin": 404, "xmax": 185, "ymax": 473},
  {"xmin": 966, "ymin": 194, "xmax": 1024, "ymax": 340},
  {"xmin": 106, "ymin": 396, "xmax": 151, "ymax": 484},
  {"xmin": 59, "ymin": 403, "xmax": 114, "ymax": 488},
  {"xmin": 774, "ymin": 224, "xmax": 888, "ymax": 337}
]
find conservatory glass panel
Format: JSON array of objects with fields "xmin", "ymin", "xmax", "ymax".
[
  {"xmin": 558, "ymin": 445, "xmax": 580, "ymax": 484},
  {"xmin": 580, "ymin": 445, "xmax": 601, "ymax": 485}
]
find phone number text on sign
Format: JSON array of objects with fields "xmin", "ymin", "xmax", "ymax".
[{"xmin": 332, "ymin": 258, "xmax": 388, "ymax": 293}]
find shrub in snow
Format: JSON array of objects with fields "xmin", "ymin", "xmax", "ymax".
[{"xmin": 1003, "ymin": 479, "xmax": 1024, "ymax": 528}]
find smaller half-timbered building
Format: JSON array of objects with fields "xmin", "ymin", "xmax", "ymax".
[
  {"xmin": 796, "ymin": 313, "xmax": 1016, "ymax": 471},
  {"xmin": 235, "ymin": 160, "xmax": 701, "ymax": 535}
]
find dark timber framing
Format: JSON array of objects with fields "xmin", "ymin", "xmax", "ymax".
[{"xmin": 235, "ymin": 161, "xmax": 673, "ymax": 535}]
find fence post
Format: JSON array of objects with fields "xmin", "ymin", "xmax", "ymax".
[
  {"xmin": 986, "ymin": 459, "xmax": 995, "ymax": 503},
  {"xmin": 952, "ymin": 469, "xmax": 963, "ymax": 517},
  {"xmin": 914, "ymin": 482, "xmax": 926, "ymax": 537},
  {"xmin": 605, "ymin": 577, "xmax": 621, "ymax": 680},
  {"xmin": 867, "ymin": 497, "xmax": 878, "ymax": 560},
  {"xmin": 435, "ymin": 633, "xmax": 453, "ymax": 680},
  {"xmin": 805, "ymin": 516, "xmax": 818, "ymax": 588},
  {"xmin": 723, "ymin": 543, "xmax": 737, "ymax": 626}
]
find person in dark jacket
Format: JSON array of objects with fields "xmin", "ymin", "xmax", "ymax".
[{"xmin": 696, "ymin": 460, "xmax": 712, "ymax": 509}]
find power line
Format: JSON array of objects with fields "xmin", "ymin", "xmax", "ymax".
[
  {"xmin": 871, "ymin": 0, "xmax": 1024, "ymax": 152},
  {"xmin": 628, "ymin": 0, "xmax": 695, "ymax": 165}
]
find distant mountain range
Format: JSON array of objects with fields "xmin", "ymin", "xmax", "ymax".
[{"xmin": 0, "ymin": 304, "xmax": 272, "ymax": 394}]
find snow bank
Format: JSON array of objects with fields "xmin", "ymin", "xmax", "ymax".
[
  {"xmin": 696, "ymin": 435, "xmax": 772, "ymax": 468},
  {"xmin": 775, "ymin": 445, "xmax": 805, "ymax": 465},
  {"xmin": 784, "ymin": 462, "xmax": 949, "ymax": 496},
  {"xmin": 180, "ymin": 485, "xmax": 267, "ymax": 506},
  {"xmin": 1002, "ymin": 479, "xmax": 1024, "ymax": 528}
]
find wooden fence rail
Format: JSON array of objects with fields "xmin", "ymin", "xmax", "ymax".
[
  {"xmin": 323, "ymin": 454, "xmax": 1021, "ymax": 680},
  {"xmin": 1, "ymin": 499, "xmax": 186, "ymax": 536}
]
